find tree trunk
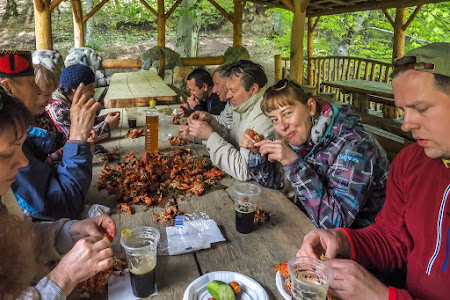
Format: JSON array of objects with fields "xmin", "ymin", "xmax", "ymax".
[
  {"xmin": 85, "ymin": 0, "xmax": 94, "ymax": 46},
  {"xmin": 5, "ymin": 0, "xmax": 18, "ymax": 17},
  {"xmin": 175, "ymin": 0, "xmax": 200, "ymax": 57},
  {"xmin": 335, "ymin": 12, "xmax": 368, "ymax": 56}
]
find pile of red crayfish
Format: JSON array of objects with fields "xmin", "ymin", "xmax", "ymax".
[{"xmin": 96, "ymin": 149, "xmax": 225, "ymax": 214}]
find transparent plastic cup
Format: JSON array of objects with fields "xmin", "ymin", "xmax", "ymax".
[
  {"xmin": 232, "ymin": 182, "xmax": 261, "ymax": 234},
  {"xmin": 125, "ymin": 107, "xmax": 137, "ymax": 128},
  {"xmin": 287, "ymin": 257, "xmax": 334, "ymax": 300},
  {"xmin": 120, "ymin": 227, "xmax": 160, "ymax": 298}
]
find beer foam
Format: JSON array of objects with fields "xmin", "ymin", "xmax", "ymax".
[{"xmin": 129, "ymin": 254, "xmax": 156, "ymax": 275}]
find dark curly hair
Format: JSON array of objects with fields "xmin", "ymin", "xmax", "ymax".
[{"xmin": 0, "ymin": 87, "xmax": 33, "ymax": 139}]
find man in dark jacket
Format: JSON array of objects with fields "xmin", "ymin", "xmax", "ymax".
[{"xmin": 179, "ymin": 68, "xmax": 226, "ymax": 116}]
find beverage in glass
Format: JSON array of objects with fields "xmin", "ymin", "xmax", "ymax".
[
  {"xmin": 145, "ymin": 100, "xmax": 159, "ymax": 153},
  {"xmin": 120, "ymin": 227, "xmax": 160, "ymax": 298},
  {"xmin": 232, "ymin": 182, "xmax": 261, "ymax": 234},
  {"xmin": 287, "ymin": 257, "xmax": 333, "ymax": 300}
]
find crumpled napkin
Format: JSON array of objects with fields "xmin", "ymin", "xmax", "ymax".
[{"xmin": 165, "ymin": 219, "xmax": 225, "ymax": 255}]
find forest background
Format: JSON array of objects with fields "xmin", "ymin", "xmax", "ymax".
[{"xmin": 1, "ymin": 0, "xmax": 449, "ymax": 81}]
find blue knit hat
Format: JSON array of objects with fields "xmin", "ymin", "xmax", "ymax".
[{"xmin": 60, "ymin": 64, "xmax": 95, "ymax": 89}]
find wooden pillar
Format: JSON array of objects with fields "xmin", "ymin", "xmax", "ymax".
[
  {"xmin": 34, "ymin": 0, "xmax": 52, "ymax": 50},
  {"xmin": 233, "ymin": 0, "xmax": 244, "ymax": 46},
  {"xmin": 392, "ymin": 8, "xmax": 407, "ymax": 60},
  {"xmin": 274, "ymin": 54, "xmax": 282, "ymax": 82},
  {"xmin": 157, "ymin": 0, "xmax": 165, "ymax": 47},
  {"xmin": 289, "ymin": 0, "xmax": 309, "ymax": 84},
  {"xmin": 71, "ymin": 0, "xmax": 84, "ymax": 47},
  {"xmin": 307, "ymin": 17, "xmax": 314, "ymax": 85}
]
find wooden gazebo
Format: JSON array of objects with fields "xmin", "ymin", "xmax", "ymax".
[{"xmin": 33, "ymin": 0, "xmax": 447, "ymax": 82}]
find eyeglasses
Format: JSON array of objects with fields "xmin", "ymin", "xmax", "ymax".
[{"xmin": 268, "ymin": 77, "xmax": 310, "ymax": 97}]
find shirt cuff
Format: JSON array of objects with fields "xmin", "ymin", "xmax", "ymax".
[
  {"xmin": 35, "ymin": 277, "xmax": 67, "ymax": 300},
  {"xmin": 337, "ymin": 227, "xmax": 356, "ymax": 260},
  {"xmin": 64, "ymin": 140, "xmax": 92, "ymax": 156},
  {"xmin": 388, "ymin": 286, "xmax": 396, "ymax": 300},
  {"xmin": 55, "ymin": 220, "xmax": 76, "ymax": 254}
]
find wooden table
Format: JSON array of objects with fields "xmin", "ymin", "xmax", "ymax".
[
  {"xmin": 322, "ymin": 79, "xmax": 401, "ymax": 120},
  {"xmin": 104, "ymin": 71, "xmax": 178, "ymax": 108},
  {"xmin": 83, "ymin": 106, "xmax": 316, "ymax": 299}
]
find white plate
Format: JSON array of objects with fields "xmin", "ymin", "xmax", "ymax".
[
  {"xmin": 276, "ymin": 271, "xmax": 291, "ymax": 300},
  {"xmin": 183, "ymin": 271, "xmax": 269, "ymax": 300}
]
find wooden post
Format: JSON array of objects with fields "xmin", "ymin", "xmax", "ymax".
[
  {"xmin": 71, "ymin": 0, "xmax": 84, "ymax": 47},
  {"xmin": 233, "ymin": 0, "xmax": 244, "ymax": 46},
  {"xmin": 289, "ymin": 0, "xmax": 309, "ymax": 85},
  {"xmin": 392, "ymin": 8, "xmax": 406, "ymax": 60},
  {"xmin": 307, "ymin": 17, "xmax": 314, "ymax": 85},
  {"xmin": 157, "ymin": 0, "xmax": 165, "ymax": 47},
  {"xmin": 274, "ymin": 54, "xmax": 282, "ymax": 82},
  {"xmin": 34, "ymin": 0, "xmax": 52, "ymax": 50}
]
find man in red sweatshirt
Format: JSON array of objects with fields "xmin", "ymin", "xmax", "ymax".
[{"xmin": 297, "ymin": 42, "xmax": 450, "ymax": 300}]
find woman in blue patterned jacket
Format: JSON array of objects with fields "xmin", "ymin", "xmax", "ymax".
[{"xmin": 240, "ymin": 78, "xmax": 390, "ymax": 229}]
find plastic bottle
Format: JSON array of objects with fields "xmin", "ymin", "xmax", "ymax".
[{"xmin": 145, "ymin": 100, "xmax": 159, "ymax": 153}]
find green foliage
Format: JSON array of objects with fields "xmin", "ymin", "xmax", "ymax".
[{"xmin": 268, "ymin": 3, "xmax": 450, "ymax": 62}]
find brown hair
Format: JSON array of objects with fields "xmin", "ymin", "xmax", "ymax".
[
  {"xmin": 0, "ymin": 88, "xmax": 33, "ymax": 139},
  {"xmin": 34, "ymin": 64, "xmax": 58, "ymax": 92},
  {"xmin": 261, "ymin": 78, "xmax": 329, "ymax": 117},
  {"xmin": 0, "ymin": 213, "xmax": 39, "ymax": 299}
]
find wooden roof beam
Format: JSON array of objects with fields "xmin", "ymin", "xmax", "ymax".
[
  {"xmin": 308, "ymin": 3, "xmax": 332, "ymax": 10},
  {"xmin": 207, "ymin": 0, "xmax": 235, "ymax": 23},
  {"xmin": 382, "ymin": 9, "xmax": 395, "ymax": 26},
  {"xmin": 83, "ymin": 0, "xmax": 109, "ymax": 23},
  {"xmin": 306, "ymin": 0, "xmax": 447, "ymax": 17},
  {"xmin": 249, "ymin": 0, "xmax": 291, "ymax": 10},
  {"xmin": 403, "ymin": 5, "xmax": 423, "ymax": 30},
  {"xmin": 50, "ymin": 0, "xmax": 64, "ymax": 12},
  {"xmin": 315, "ymin": 0, "xmax": 349, "ymax": 5},
  {"xmin": 280, "ymin": 0, "xmax": 295, "ymax": 12},
  {"xmin": 139, "ymin": 0, "xmax": 157, "ymax": 17},
  {"xmin": 165, "ymin": 0, "xmax": 183, "ymax": 21}
]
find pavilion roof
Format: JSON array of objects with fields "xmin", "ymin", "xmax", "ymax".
[{"xmin": 249, "ymin": 0, "xmax": 448, "ymax": 17}]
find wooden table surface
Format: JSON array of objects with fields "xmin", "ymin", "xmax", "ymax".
[
  {"xmin": 104, "ymin": 71, "xmax": 178, "ymax": 108},
  {"xmin": 82, "ymin": 106, "xmax": 316, "ymax": 300},
  {"xmin": 322, "ymin": 79, "xmax": 394, "ymax": 99}
]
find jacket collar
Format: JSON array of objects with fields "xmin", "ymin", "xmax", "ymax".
[{"xmin": 233, "ymin": 86, "xmax": 267, "ymax": 114}]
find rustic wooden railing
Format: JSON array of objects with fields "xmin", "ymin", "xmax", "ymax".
[
  {"xmin": 274, "ymin": 55, "xmax": 393, "ymax": 89},
  {"xmin": 100, "ymin": 56, "xmax": 225, "ymax": 69}
]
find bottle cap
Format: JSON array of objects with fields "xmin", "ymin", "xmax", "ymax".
[{"xmin": 149, "ymin": 100, "xmax": 156, "ymax": 106}]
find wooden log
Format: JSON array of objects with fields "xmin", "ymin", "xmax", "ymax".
[
  {"xmin": 289, "ymin": 0, "xmax": 308, "ymax": 85},
  {"xmin": 83, "ymin": 0, "xmax": 109, "ymax": 23},
  {"xmin": 34, "ymin": 0, "xmax": 52, "ymax": 50},
  {"xmin": 165, "ymin": 0, "xmax": 183, "ymax": 21},
  {"xmin": 306, "ymin": 0, "xmax": 447, "ymax": 17},
  {"xmin": 101, "ymin": 56, "xmax": 225, "ymax": 69},
  {"xmin": 50, "ymin": 0, "xmax": 64, "ymax": 11},
  {"xmin": 207, "ymin": 0, "xmax": 234, "ymax": 23},
  {"xmin": 158, "ymin": 48, "xmax": 165, "ymax": 79},
  {"xmin": 157, "ymin": 0, "xmax": 165, "ymax": 47},
  {"xmin": 71, "ymin": 0, "xmax": 84, "ymax": 47},
  {"xmin": 307, "ymin": 17, "xmax": 314, "ymax": 85},
  {"xmin": 274, "ymin": 55, "xmax": 282, "ymax": 82},
  {"xmin": 139, "ymin": 0, "xmax": 157, "ymax": 16},
  {"xmin": 233, "ymin": 0, "xmax": 244, "ymax": 46},
  {"xmin": 392, "ymin": 7, "xmax": 407, "ymax": 60}
]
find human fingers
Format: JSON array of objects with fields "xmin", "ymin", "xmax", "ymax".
[
  {"xmin": 94, "ymin": 214, "xmax": 117, "ymax": 238},
  {"xmin": 71, "ymin": 83, "xmax": 86, "ymax": 106},
  {"xmin": 297, "ymin": 231, "xmax": 322, "ymax": 259}
]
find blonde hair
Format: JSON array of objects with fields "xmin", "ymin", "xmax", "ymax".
[
  {"xmin": 33, "ymin": 64, "xmax": 58, "ymax": 92},
  {"xmin": 0, "ymin": 213, "xmax": 39, "ymax": 299}
]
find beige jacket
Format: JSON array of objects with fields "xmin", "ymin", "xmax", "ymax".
[{"xmin": 206, "ymin": 87, "xmax": 277, "ymax": 181}]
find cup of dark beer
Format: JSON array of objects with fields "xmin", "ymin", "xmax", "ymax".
[
  {"xmin": 125, "ymin": 107, "xmax": 137, "ymax": 128},
  {"xmin": 120, "ymin": 226, "xmax": 160, "ymax": 298},
  {"xmin": 233, "ymin": 182, "xmax": 261, "ymax": 234}
]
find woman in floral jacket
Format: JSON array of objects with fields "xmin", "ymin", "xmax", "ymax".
[{"xmin": 241, "ymin": 78, "xmax": 390, "ymax": 229}]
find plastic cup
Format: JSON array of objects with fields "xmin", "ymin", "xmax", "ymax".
[
  {"xmin": 120, "ymin": 227, "xmax": 160, "ymax": 298},
  {"xmin": 287, "ymin": 257, "xmax": 334, "ymax": 300},
  {"xmin": 125, "ymin": 107, "xmax": 137, "ymax": 128},
  {"xmin": 232, "ymin": 182, "xmax": 261, "ymax": 234}
]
